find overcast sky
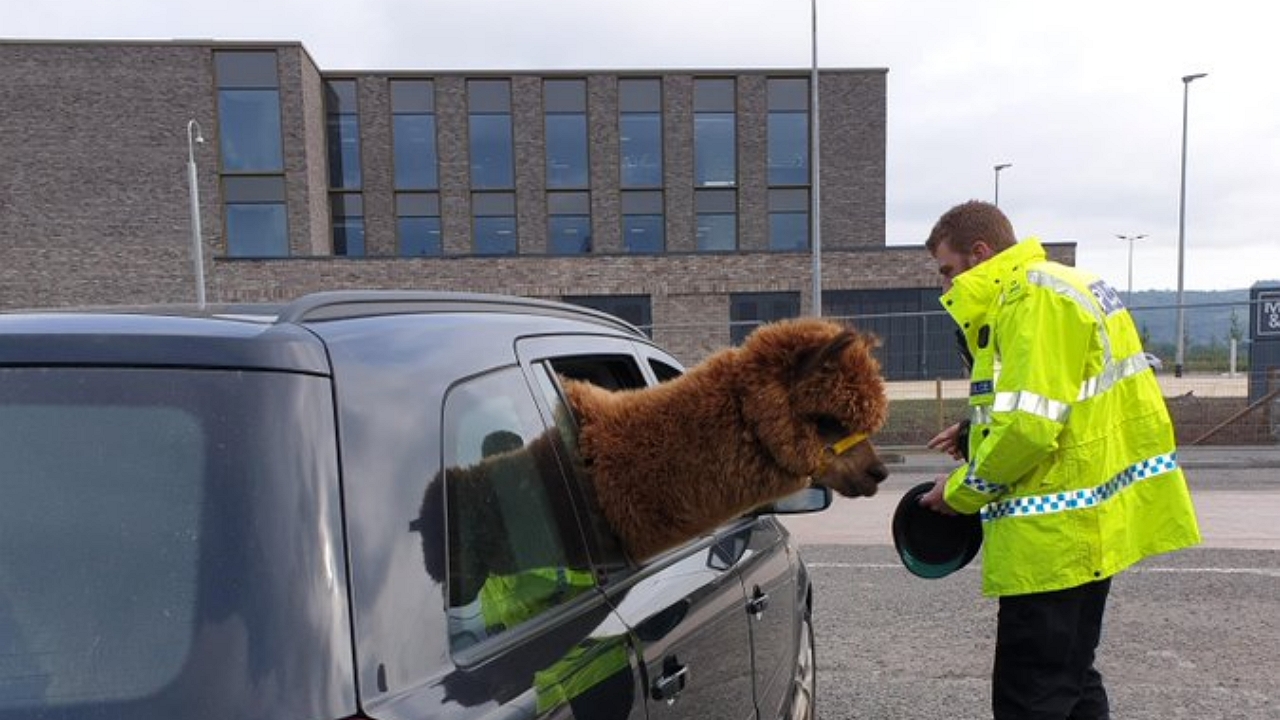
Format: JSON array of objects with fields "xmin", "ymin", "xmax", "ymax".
[{"xmin": 8, "ymin": 0, "xmax": 1277, "ymax": 291}]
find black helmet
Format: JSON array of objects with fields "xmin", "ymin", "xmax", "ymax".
[{"xmin": 892, "ymin": 481, "xmax": 983, "ymax": 579}]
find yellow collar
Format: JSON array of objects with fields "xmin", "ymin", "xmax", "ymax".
[{"xmin": 811, "ymin": 430, "xmax": 869, "ymax": 478}]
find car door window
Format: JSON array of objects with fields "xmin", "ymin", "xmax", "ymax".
[{"xmin": 441, "ymin": 366, "xmax": 594, "ymax": 652}]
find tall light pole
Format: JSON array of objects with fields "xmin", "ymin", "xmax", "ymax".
[
  {"xmin": 809, "ymin": 0, "xmax": 823, "ymax": 316},
  {"xmin": 1175, "ymin": 73, "xmax": 1206, "ymax": 378},
  {"xmin": 993, "ymin": 163, "xmax": 1012, "ymax": 207},
  {"xmin": 1116, "ymin": 233, "xmax": 1147, "ymax": 304},
  {"xmin": 186, "ymin": 119, "xmax": 207, "ymax": 309}
]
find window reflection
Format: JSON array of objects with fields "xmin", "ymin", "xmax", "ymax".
[
  {"xmin": 694, "ymin": 114, "xmax": 735, "ymax": 187},
  {"xmin": 218, "ymin": 89, "xmax": 284, "ymax": 173},
  {"xmin": 620, "ymin": 113, "xmax": 662, "ymax": 188},
  {"xmin": 226, "ymin": 204, "xmax": 288, "ymax": 258}
]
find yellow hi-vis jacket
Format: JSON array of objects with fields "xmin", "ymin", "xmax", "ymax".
[{"xmin": 940, "ymin": 238, "xmax": 1201, "ymax": 597}]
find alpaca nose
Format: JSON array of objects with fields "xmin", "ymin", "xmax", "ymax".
[{"xmin": 868, "ymin": 462, "xmax": 889, "ymax": 484}]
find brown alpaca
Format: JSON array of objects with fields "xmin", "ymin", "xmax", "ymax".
[{"xmin": 563, "ymin": 318, "xmax": 889, "ymax": 561}]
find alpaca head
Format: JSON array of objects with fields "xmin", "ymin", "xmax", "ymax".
[{"xmin": 737, "ymin": 318, "xmax": 890, "ymax": 498}]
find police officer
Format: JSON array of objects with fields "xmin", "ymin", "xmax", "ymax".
[{"xmin": 920, "ymin": 200, "xmax": 1201, "ymax": 720}]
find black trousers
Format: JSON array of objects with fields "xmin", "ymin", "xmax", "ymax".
[{"xmin": 993, "ymin": 578, "xmax": 1111, "ymax": 720}]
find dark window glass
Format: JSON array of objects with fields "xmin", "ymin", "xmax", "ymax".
[
  {"xmin": 769, "ymin": 212, "xmax": 808, "ymax": 251},
  {"xmin": 394, "ymin": 114, "xmax": 439, "ymax": 190},
  {"xmin": 397, "ymin": 192, "xmax": 443, "ymax": 256},
  {"xmin": 623, "ymin": 215, "xmax": 664, "ymax": 254},
  {"xmin": 0, "ymin": 367, "xmax": 346, "ymax": 718},
  {"xmin": 469, "ymin": 80, "xmax": 514, "ymax": 189},
  {"xmin": 696, "ymin": 213, "xmax": 736, "ymax": 251},
  {"xmin": 730, "ymin": 292, "xmax": 801, "ymax": 344},
  {"xmin": 695, "ymin": 189, "xmax": 736, "ymax": 252},
  {"xmin": 226, "ymin": 203, "xmax": 288, "ymax": 258},
  {"xmin": 469, "ymin": 114, "xmax": 515, "ymax": 189},
  {"xmin": 474, "ymin": 216, "xmax": 517, "ymax": 255},
  {"xmin": 694, "ymin": 113, "xmax": 736, "ymax": 186},
  {"xmin": 768, "ymin": 188, "xmax": 809, "ymax": 251},
  {"xmin": 546, "ymin": 114, "xmax": 589, "ymax": 189},
  {"xmin": 620, "ymin": 113, "xmax": 662, "ymax": 188},
  {"xmin": 214, "ymin": 51, "xmax": 279, "ymax": 88},
  {"xmin": 561, "ymin": 295, "xmax": 653, "ymax": 336},
  {"xmin": 767, "ymin": 112, "xmax": 808, "ymax": 186},
  {"xmin": 441, "ymin": 367, "xmax": 593, "ymax": 651},
  {"xmin": 549, "ymin": 215, "xmax": 592, "ymax": 255},
  {"xmin": 326, "ymin": 114, "xmax": 361, "ymax": 189},
  {"xmin": 332, "ymin": 194, "xmax": 365, "ymax": 257},
  {"xmin": 398, "ymin": 216, "xmax": 442, "ymax": 257},
  {"xmin": 217, "ymin": 89, "xmax": 284, "ymax": 173},
  {"xmin": 619, "ymin": 78, "xmax": 662, "ymax": 112}
]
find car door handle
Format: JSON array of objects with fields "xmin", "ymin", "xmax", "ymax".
[
  {"xmin": 651, "ymin": 656, "xmax": 688, "ymax": 703},
  {"xmin": 747, "ymin": 588, "xmax": 770, "ymax": 618}
]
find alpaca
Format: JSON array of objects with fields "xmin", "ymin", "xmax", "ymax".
[{"xmin": 563, "ymin": 317, "xmax": 889, "ymax": 561}]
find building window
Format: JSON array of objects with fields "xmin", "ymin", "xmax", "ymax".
[
  {"xmin": 730, "ymin": 292, "xmax": 800, "ymax": 345},
  {"xmin": 224, "ymin": 176, "xmax": 289, "ymax": 258},
  {"xmin": 215, "ymin": 52, "xmax": 283, "ymax": 173},
  {"xmin": 619, "ymin": 79, "xmax": 663, "ymax": 188},
  {"xmin": 767, "ymin": 78, "xmax": 810, "ymax": 187},
  {"xmin": 391, "ymin": 80, "xmax": 439, "ymax": 190},
  {"xmin": 548, "ymin": 191, "xmax": 592, "ymax": 255},
  {"xmin": 695, "ymin": 189, "xmax": 736, "ymax": 252},
  {"xmin": 397, "ymin": 193, "xmax": 442, "ymax": 257},
  {"xmin": 620, "ymin": 190, "xmax": 664, "ymax": 254},
  {"xmin": 325, "ymin": 80, "xmax": 361, "ymax": 190},
  {"xmin": 562, "ymin": 295, "xmax": 653, "ymax": 336},
  {"xmin": 216, "ymin": 51, "xmax": 287, "ymax": 258},
  {"xmin": 694, "ymin": 78, "xmax": 736, "ymax": 187},
  {"xmin": 545, "ymin": 80, "xmax": 589, "ymax": 189},
  {"xmin": 468, "ymin": 80, "xmax": 514, "ymax": 190},
  {"xmin": 331, "ymin": 193, "xmax": 365, "ymax": 257},
  {"xmin": 768, "ymin": 188, "xmax": 809, "ymax": 251},
  {"xmin": 473, "ymin": 192, "xmax": 517, "ymax": 255}
]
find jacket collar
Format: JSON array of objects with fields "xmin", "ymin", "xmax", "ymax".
[{"xmin": 940, "ymin": 238, "xmax": 1047, "ymax": 331}]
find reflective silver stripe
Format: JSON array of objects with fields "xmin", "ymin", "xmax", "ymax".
[
  {"xmin": 993, "ymin": 390, "xmax": 1071, "ymax": 424},
  {"xmin": 1077, "ymin": 352, "xmax": 1151, "ymax": 402},
  {"xmin": 980, "ymin": 451, "xmax": 1179, "ymax": 522},
  {"xmin": 1026, "ymin": 269, "xmax": 1113, "ymax": 363},
  {"xmin": 971, "ymin": 406, "xmax": 992, "ymax": 425}
]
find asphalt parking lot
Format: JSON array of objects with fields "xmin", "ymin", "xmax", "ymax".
[{"xmin": 781, "ymin": 446, "xmax": 1280, "ymax": 719}]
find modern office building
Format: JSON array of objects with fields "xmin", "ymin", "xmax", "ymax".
[{"xmin": 0, "ymin": 39, "xmax": 1073, "ymax": 373}]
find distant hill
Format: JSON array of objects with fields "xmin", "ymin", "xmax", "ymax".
[{"xmin": 1125, "ymin": 289, "xmax": 1251, "ymax": 349}]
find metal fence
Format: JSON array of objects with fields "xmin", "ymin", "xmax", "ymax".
[{"xmin": 642, "ymin": 297, "xmax": 1279, "ymax": 447}]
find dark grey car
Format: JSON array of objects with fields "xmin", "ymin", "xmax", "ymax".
[{"xmin": 0, "ymin": 291, "xmax": 826, "ymax": 720}]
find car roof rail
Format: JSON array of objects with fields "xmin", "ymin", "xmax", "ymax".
[{"xmin": 275, "ymin": 290, "xmax": 644, "ymax": 335}]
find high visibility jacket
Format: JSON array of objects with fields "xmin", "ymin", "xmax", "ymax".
[{"xmin": 940, "ymin": 238, "xmax": 1201, "ymax": 597}]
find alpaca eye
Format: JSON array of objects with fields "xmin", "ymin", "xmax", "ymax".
[{"xmin": 810, "ymin": 415, "xmax": 849, "ymax": 441}]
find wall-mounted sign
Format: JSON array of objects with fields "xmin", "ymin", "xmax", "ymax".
[{"xmin": 1256, "ymin": 289, "xmax": 1280, "ymax": 339}]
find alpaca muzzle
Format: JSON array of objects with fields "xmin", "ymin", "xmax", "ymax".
[{"xmin": 810, "ymin": 430, "xmax": 870, "ymax": 479}]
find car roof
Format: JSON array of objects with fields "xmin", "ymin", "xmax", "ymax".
[{"xmin": 0, "ymin": 291, "xmax": 646, "ymax": 372}]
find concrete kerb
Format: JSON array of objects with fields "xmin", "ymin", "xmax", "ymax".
[{"xmin": 881, "ymin": 445, "xmax": 1280, "ymax": 472}]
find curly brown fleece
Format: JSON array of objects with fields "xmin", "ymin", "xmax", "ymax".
[{"xmin": 563, "ymin": 318, "xmax": 889, "ymax": 561}]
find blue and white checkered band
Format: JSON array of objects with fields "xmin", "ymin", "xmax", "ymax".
[
  {"xmin": 1089, "ymin": 279, "xmax": 1126, "ymax": 316},
  {"xmin": 970, "ymin": 380, "xmax": 994, "ymax": 397},
  {"xmin": 963, "ymin": 464, "xmax": 1007, "ymax": 497},
  {"xmin": 980, "ymin": 451, "xmax": 1179, "ymax": 522}
]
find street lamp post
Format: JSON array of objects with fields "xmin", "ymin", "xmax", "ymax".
[
  {"xmin": 186, "ymin": 119, "xmax": 207, "ymax": 309},
  {"xmin": 1175, "ymin": 73, "xmax": 1206, "ymax": 378},
  {"xmin": 810, "ymin": 0, "xmax": 823, "ymax": 317},
  {"xmin": 1116, "ymin": 233, "xmax": 1148, "ymax": 304},
  {"xmin": 993, "ymin": 163, "xmax": 1012, "ymax": 207}
]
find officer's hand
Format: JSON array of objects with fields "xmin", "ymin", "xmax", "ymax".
[
  {"xmin": 918, "ymin": 476, "xmax": 957, "ymax": 515},
  {"xmin": 926, "ymin": 423, "xmax": 965, "ymax": 461}
]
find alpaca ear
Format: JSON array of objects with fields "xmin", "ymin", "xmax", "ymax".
[{"xmin": 793, "ymin": 330, "xmax": 857, "ymax": 381}]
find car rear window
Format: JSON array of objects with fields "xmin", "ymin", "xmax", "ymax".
[{"xmin": 0, "ymin": 367, "xmax": 353, "ymax": 719}]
